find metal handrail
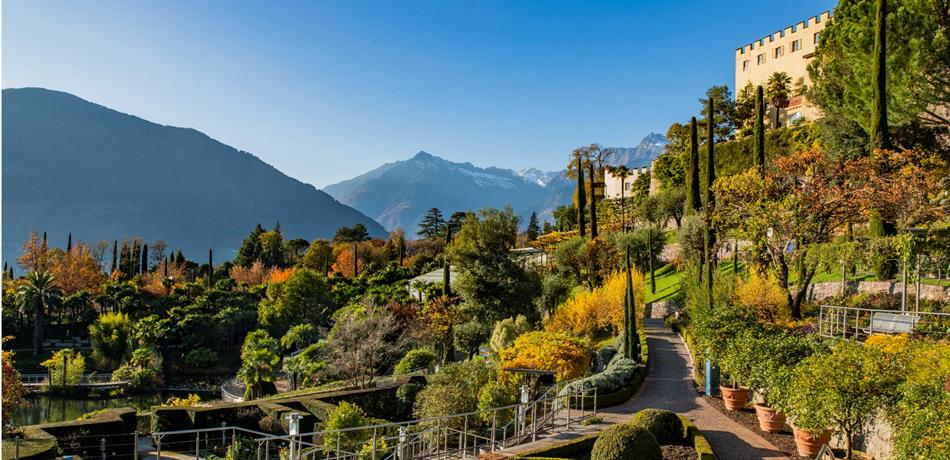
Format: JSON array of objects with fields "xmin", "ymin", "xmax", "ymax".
[{"xmin": 819, "ymin": 304, "xmax": 950, "ymax": 341}]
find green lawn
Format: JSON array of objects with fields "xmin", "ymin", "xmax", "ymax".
[{"xmin": 643, "ymin": 264, "xmax": 682, "ymax": 304}]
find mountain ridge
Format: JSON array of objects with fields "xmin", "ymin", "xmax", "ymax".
[
  {"xmin": 2, "ymin": 87, "xmax": 386, "ymax": 264},
  {"xmin": 323, "ymin": 135, "xmax": 666, "ymax": 237}
]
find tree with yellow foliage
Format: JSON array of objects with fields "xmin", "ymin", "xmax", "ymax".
[
  {"xmin": 499, "ymin": 331, "xmax": 590, "ymax": 381},
  {"xmin": 546, "ymin": 270, "xmax": 644, "ymax": 341}
]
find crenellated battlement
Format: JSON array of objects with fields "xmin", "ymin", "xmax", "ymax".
[{"xmin": 735, "ymin": 10, "xmax": 831, "ymax": 55}]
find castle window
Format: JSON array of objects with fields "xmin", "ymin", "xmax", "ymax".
[
  {"xmin": 791, "ymin": 39, "xmax": 802, "ymax": 52},
  {"xmin": 774, "ymin": 46, "xmax": 784, "ymax": 58},
  {"xmin": 757, "ymin": 53, "xmax": 766, "ymax": 65},
  {"xmin": 814, "ymin": 32, "xmax": 821, "ymax": 43},
  {"xmin": 742, "ymin": 60, "xmax": 750, "ymax": 71}
]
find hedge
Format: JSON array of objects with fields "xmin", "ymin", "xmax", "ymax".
[
  {"xmin": 512, "ymin": 413, "xmax": 718, "ymax": 460},
  {"xmin": 560, "ymin": 330, "xmax": 649, "ymax": 410},
  {"xmin": 512, "ymin": 433, "xmax": 600, "ymax": 459}
]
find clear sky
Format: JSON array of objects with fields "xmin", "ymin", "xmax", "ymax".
[{"xmin": 3, "ymin": 0, "xmax": 835, "ymax": 187}]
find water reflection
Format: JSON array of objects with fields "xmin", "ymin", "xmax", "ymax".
[{"xmin": 13, "ymin": 391, "xmax": 217, "ymax": 426}]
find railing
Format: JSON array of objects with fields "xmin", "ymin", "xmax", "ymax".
[
  {"xmin": 152, "ymin": 384, "xmax": 598, "ymax": 460},
  {"xmin": 20, "ymin": 373, "xmax": 120, "ymax": 386},
  {"xmin": 220, "ymin": 378, "xmax": 246, "ymax": 402},
  {"xmin": 818, "ymin": 305, "xmax": 950, "ymax": 341}
]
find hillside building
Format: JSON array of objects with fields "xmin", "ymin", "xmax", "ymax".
[{"xmin": 735, "ymin": 11, "xmax": 830, "ymax": 127}]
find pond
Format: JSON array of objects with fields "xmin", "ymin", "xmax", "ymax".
[{"xmin": 12, "ymin": 390, "xmax": 218, "ymax": 426}]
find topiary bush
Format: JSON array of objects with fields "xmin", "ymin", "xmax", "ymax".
[
  {"xmin": 630, "ymin": 409, "xmax": 686, "ymax": 445},
  {"xmin": 393, "ymin": 348, "xmax": 437, "ymax": 375},
  {"xmin": 590, "ymin": 423, "xmax": 662, "ymax": 460}
]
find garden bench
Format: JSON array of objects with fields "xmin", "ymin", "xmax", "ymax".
[{"xmin": 864, "ymin": 312, "xmax": 920, "ymax": 335}]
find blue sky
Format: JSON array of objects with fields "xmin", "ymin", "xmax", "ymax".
[{"xmin": 3, "ymin": 0, "xmax": 834, "ymax": 187}]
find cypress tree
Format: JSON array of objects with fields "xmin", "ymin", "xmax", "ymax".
[
  {"xmin": 442, "ymin": 227, "xmax": 452, "ymax": 297},
  {"xmin": 871, "ymin": 0, "xmax": 889, "ymax": 151},
  {"xmin": 141, "ymin": 244, "xmax": 149, "ymax": 275},
  {"xmin": 687, "ymin": 117, "xmax": 702, "ymax": 213},
  {"xmin": 577, "ymin": 158, "xmax": 587, "ymax": 238},
  {"xmin": 111, "ymin": 240, "xmax": 118, "ymax": 274},
  {"xmin": 208, "ymin": 249, "xmax": 214, "ymax": 288},
  {"xmin": 704, "ymin": 98, "xmax": 717, "ymax": 310},
  {"xmin": 624, "ymin": 247, "xmax": 638, "ymax": 362},
  {"xmin": 176, "ymin": 249, "xmax": 185, "ymax": 266},
  {"xmin": 588, "ymin": 162, "xmax": 598, "ymax": 239},
  {"xmin": 163, "ymin": 257, "xmax": 168, "ymax": 278},
  {"xmin": 869, "ymin": 0, "xmax": 897, "ymax": 278},
  {"xmin": 67, "ymin": 233, "xmax": 72, "ymax": 252},
  {"xmin": 754, "ymin": 85, "xmax": 766, "ymax": 178},
  {"xmin": 324, "ymin": 252, "xmax": 331, "ymax": 276}
]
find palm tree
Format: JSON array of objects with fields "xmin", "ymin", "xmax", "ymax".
[
  {"xmin": 334, "ymin": 224, "xmax": 371, "ymax": 277},
  {"xmin": 16, "ymin": 271, "xmax": 63, "ymax": 355},
  {"xmin": 236, "ymin": 330, "xmax": 280, "ymax": 399},
  {"xmin": 766, "ymin": 71, "xmax": 792, "ymax": 128},
  {"xmin": 610, "ymin": 166, "xmax": 632, "ymax": 231}
]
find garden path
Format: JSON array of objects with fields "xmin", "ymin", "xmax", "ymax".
[{"xmin": 600, "ymin": 319, "xmax": 790, "ymax": 460}]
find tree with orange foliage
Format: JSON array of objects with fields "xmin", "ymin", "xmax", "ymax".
[
  {"xmin": 50, "ymin": 242, "xmax": 106, "ymax": 295},
  {"xmin": 499, "ymin": 331, "xmax": 590, "ymax": 381},
  {"xmin": 17, "ymin": 231, "xmax": 53, "ymax": 273}
]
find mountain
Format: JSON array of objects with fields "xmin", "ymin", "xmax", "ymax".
[
  {"xmin": 611, "ymin": 133, "xmax": 668, "ymax": 169},
  {"xmin": 2, "ymin": 88, "xmax": 385, "ymax": 264},
  {"xmin": 323, "ymin": 134, "xmax": 666, "ymax": 237}
]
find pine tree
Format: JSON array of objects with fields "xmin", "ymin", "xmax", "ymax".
[
  {"xmin": 526, "ymin": 212, "xmax": 541, "ymax": 241},
  {"xmin": 577, "ymin": 157, "xmax": 587, "ymax": 238},
  {"xmin": 687, "ymin": 117, "xmax": 702, "ymax": 213},
  {"xmin": 704, "ymin": 98, "xmax": 717, "ymax": 310},
  {"xmin": 141, "ymin": 244, "xmax": 149, "ymax": 275},
  {"xmin": 111, "ymin": 240, "xmax": 118, "ymax": 274},
  {"xmin": 754, "ymin": 85, "xmax": 766, "ymax": 178},
  {"xmin": 67, "ymin": 233, "xmax": 72, "ymax": 252},
  {"xmin": 418, "ymin": 208, "xmax": 446, "ymax": 239},
  {"xmin": 236, "ymin": 223, "xmax": 265, "ymax": 267},
  {"xmin": 588, "ymin": 162, "xmax": 598, "ymax": 238}
]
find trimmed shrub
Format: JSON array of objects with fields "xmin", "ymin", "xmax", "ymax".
[
  {"xmin": 630, "ymin": 409, "xmax": 686, "ymax": 445},
  {"xmin": 590, "ymin": 424, "xmax": 662, "ymax": 460},
  {"xmin": 393, "ymin": 349, "xmax": 437, "ymax": 375}
]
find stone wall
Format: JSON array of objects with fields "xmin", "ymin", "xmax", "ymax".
[
  {"xmin": 830, "ymin": 415, "xmax": 893, "ymax": 460},
  {"xmin": 805, "ymin": 280, "xmax": 950, "ymax": 303}
]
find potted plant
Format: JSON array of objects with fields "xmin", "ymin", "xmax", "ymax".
[
  {"xmin": 785, "ymin": 341, "xmax": 901, "ymax": 459},
  {"xmin": 750, "ymin": 333, "xmax": 824, "ymax": 433},
  {"xmin": 717, "ymin": 332, "xmax": 753, "ymax": 411}
]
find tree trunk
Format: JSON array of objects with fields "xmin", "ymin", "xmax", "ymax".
[
  {"xmin": 352, "ymin": 242, "xmax": 359, "ymax": 278},
  {"xmin": 33, "ymin": 302, "xmax": 44, "ymax": 356}
]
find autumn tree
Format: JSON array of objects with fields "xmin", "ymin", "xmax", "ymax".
[
  {"xmin": 498, "ymin": 331, "xmax": 590, "ymax": 381},
  {"xmin": 715, "ymin": 149, "xmax": 936, "ymax": 318},
  {"xmin": 334, "ymin": 224, "xmax": 371, "ymax": 277},
  {"xmin": 2, "ymin": 338, "xmax": 26, "ymax": 429},
  {"xmin": 50, "ymin": 242, "xmax": 105, "ymax": 295},
  {"xmin": 300, "ymin": 239, "xmax": 334, "ymax": 273}
]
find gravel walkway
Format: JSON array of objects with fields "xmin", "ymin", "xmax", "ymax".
[{"xmin": 599, "ymin": 319, "xmax": 790, "ymax": 460}]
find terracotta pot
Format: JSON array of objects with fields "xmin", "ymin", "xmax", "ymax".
[
  {"xmin": 791, "ymin": 425, "xmax": 831, "ymax": 457},
  {"xmin": 719, "ymin": 386, "xmax": 750, "ymax": 411},
  {"xmin": 754, "ymin": 404, "xmax": 786, "ymax": 433}
]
